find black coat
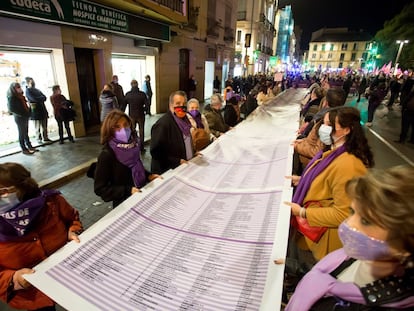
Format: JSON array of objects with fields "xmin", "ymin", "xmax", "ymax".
[
  {"xmin": 150, "ymin": 112, "xmax": 187, "ymax": 174},
  {"xmin": 25, "ymin": 87, "xmax": 48, "ymax": 120},
  {"xmin": 223, "ymin": 104, "xmax": 239, "ymax": 127},
  {"xmin": 125, "ymin": 87, "xmax": 147, "ymax": 118},
  {"xmin": 7, "ymin": 95, "xmax": 30, "ymax": 118},
  {"xmin": 94, "ymin": 144, "xmax": 149, "ymax": 207}
]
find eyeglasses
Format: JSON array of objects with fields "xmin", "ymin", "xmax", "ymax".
[{"xmin": 0, "ymin": 186, "xmax": 16, "ymax": 195}]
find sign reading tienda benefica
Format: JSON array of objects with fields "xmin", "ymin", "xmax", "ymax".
[
  {"xmin": 0, "ymin": 0, "xmax": 170, "ymax": 41},
  {"xmin": 71, "ymin": 1, "xmax": 128, "ymax": 32}
]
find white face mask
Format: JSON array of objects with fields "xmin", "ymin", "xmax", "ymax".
[
  {"xmin": 318, "ymin": 124, "xmax": 333, "ymax": 145},
  {"xmin": 0, "ymin": 192, "xmax": 20, "ymax": 214}
]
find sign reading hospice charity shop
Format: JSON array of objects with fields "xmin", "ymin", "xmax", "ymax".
[{"xmin": 0, "ymin": 0, "xmax": 128, "ymax": 32}]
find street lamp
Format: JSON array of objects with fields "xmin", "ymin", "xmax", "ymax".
[{"xmin": 395, "ymin": 40, "xmax": 409, "ymax": 73}]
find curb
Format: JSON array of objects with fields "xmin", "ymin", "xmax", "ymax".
[
  {"xmin": 39, "ymin": 158, "xmax": 97, "ymax": 189},
  {"xmin": 37, "ymin": 138, "xmax": 151, "ymax": 190}
]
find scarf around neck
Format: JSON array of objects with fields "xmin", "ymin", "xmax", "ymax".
[
  {"xmin": 189, "ymin": 111, "xmax": 204, "ymax": 129},
  {"xmin": 109, "ymin": 138, "xmax": 146, "ymax": 188},
  {"xmin": 0, "ymin": 189, "xmax": 59, "ymax": 241},
  {"xmin": 292, "ymin": 145, "xmax": 346, "ymax": 205},
  {"xmin": 286, "ymin": 248, "xmax": 414, "ymax": 310},
  {"xmin": 173, "ymin": 112, "xmax": 191, "ymax": 137},
  {"xmin": 286, "ymin": 249, "xmax": 364, "ymax": 310}
]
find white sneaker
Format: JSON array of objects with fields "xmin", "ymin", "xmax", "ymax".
[{"xmin": 365, "ymin": 122, "xmax": 372, "ymax": 127}]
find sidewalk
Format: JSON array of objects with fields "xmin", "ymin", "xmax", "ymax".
[{"xmin": 0, "ymin": 114, "xmax": 162, "ymax": 187}]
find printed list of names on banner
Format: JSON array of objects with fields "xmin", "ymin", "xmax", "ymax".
[
  {"xmin": 24, "ymin": 88, "xmax": 306, "ymax": 310},
  {"xmin": 46, "ymin": 177, "xmax": 282, "ymax": 310}
]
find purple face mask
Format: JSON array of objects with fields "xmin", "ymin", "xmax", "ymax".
[
  {"xmin": 188, "ymin": 110, "xmax": 200, "ymax": 118},
  {"xmin": 338, "ymin": 221, "xmax": 392, "ymax": 261},
  {"xmin": 114, "ymin": 127, "xmax": 131, "ymax": 143}
]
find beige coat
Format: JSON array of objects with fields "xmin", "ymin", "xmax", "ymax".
[{"xmin": 295, "ymin": 125, "xmax": 324, "ymax": 167}]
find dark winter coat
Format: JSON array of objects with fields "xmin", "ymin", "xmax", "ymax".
[
  {"xmin": 150, "ymin": 112, "xmax": 187, "ymax": 174},
  {"xmin": 125, "ymin": 87, "xmax": 148, "ymax": 119},
  {"xmin": 25, "ymin": 87, "xmax": 48, "ymax": 120}
]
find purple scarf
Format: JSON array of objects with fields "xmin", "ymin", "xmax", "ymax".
[
  {"xmin": 0, "ymin": 189, "xmax": 59, "ymax": 241},
  {"xmin": 286, "ymin": 248, "xmax": 414, "ymax": 310},
  {"xmin": 189, "ymin": 110, "xmax": 204, "ymax": 129},
  {"xmin": 292, "ymin": 145, "xmax": 346, "ymax": 205},
  {"xmin": 109, "ymin": 138, "xmax": 146, "ymax": 188},
  {"xmin": 172, "ymin": 113, "xmax": 191, "ymax": 137},
  {"xmin": 286, "ymin": 249, "xmax": 363, "ymax": 310}
]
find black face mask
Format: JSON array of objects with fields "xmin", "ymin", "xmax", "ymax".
[{"xmin": 174, "ymin": 106, "xmax": 187, "ymax": 118}]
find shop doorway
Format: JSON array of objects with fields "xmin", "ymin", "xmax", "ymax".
[{"xmin": 74, "ymin": 48, "xmax": 100, "ymax": 130}]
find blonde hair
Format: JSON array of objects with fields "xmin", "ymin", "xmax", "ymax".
[
  {"xmin": 210, "ymin": 93, "xmax": 223, "ymax": 105},
  {"xmin": 346, "ymin": 165, "xmax": 414, "ymax": 254}
]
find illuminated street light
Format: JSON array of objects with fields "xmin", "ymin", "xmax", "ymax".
[{"xmin": 394, "ymin": 40, "xmax": 409, "ymax": 73}]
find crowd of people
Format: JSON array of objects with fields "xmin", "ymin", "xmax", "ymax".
[
  {"xmin": 278, "ymin": 69, "xmax": 414, "ymax": 310},
  {"xmin": 2, "ymin": 69, "xmax": 414, "ymax": 310}
]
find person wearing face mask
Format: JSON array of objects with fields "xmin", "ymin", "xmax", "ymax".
[
  {"xmin": 285, "ymin": 165, "xmax": 414, "ymax": 311},
  {"xmin": 186, "ymin": 98, "xmax": 214, "ymax": 152},
  {"xmin": 94, "ymin": 110, "xmax": 159, "ymax": 207},
  {"xmin": 204, "ymin": 93, "xmax": 230, "ymax": 138},
  {"xmin": 284, "ymin": 106, "xmax": 374, "ymax": 278},
  {"xmin": 292, "ymin": 88, "xmax": 346, "ymax": 176},
  {"xmin": 150, "ymin": 91, "xmax": 194, "ymax": 174},
  {"xmin": 0, "ymin": 162, "xmax": 82, "ymax": 311}
]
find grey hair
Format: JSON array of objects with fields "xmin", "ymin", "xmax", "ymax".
[
  {"xmin": 169, "ymin": 90, "xmax": 187, "ymax": 104},
  {"xmin": 210, "ymin": 93, "xmax": 223, "ymax": 105},
  {"xmin": 187, "ymin": 98, "xmax": 200, "ymax": 108}
]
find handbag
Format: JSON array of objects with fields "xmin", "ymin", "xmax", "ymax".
[{"xmin": 291, "ymin": 201, "xmax": 327, "ymax": 243}]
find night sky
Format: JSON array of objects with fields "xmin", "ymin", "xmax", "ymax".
[{"xmin": 278, "ymin": 0, "xmax": 412, "ymax": 50}]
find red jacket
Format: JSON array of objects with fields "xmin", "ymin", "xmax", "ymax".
[{"xmin": 0, "ymin": 194, "xmax": 82, "ymax": 310}]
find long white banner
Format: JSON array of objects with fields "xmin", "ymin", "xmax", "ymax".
[{"xmin": 25, "ymin": 88, "xmax": 304, "ymax": 310}]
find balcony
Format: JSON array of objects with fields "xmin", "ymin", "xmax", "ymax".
[
  {"xmin": 183, "ymin": 5, "xmax": 199, "ymax": 31},
  {"xmin": 148, "ymin": 0, "xmax": 184, "ymax": 14},
  {"xmin": 207, "ymin": 17, "xmax": 220, "ymax": 38}
]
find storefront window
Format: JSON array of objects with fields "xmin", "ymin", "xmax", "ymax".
[{"xmin": 0, "ymin": 50, "xmax": 56, "ymax": 146}]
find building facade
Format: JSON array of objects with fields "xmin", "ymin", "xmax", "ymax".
[
  {"xmin": 275, "ymin": 5, "xmax": 294, "ymax": 67},
  {"xmin": 0, "ymin": 0, "xmax": 237, "ymax": 139},
  {"xmin": 306, "ymin": 28, "xmax": 374, "ymax": 72},
  {"xmin": 235, "ymin": 0, "xmax": 278, "ymax": 76},
  {"xmin": 163, "ymin": 0, "xmax": 237, "ymax": 103}
]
